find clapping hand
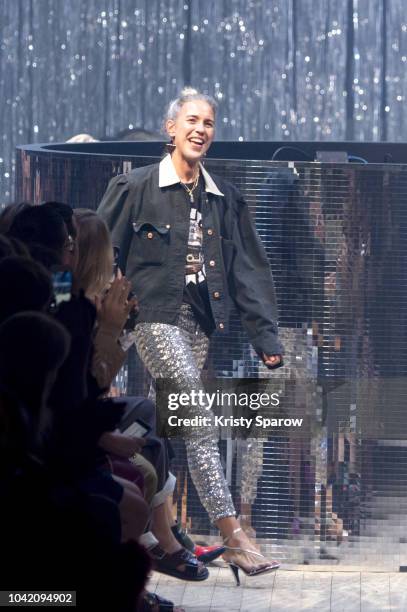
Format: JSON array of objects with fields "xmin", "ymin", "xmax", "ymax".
[{"xmin": 95, "ymin": 276, "xmax": 138, "ymax": 338}]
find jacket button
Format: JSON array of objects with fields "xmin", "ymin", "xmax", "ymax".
[
  {"xmin": 147, "ymin": 232, "xmax": 154, "ymax": 239},
  {"xmin": 213, "ymin": 291, "xmax": 220, "ymax": 299},
  {"xmin": 207, "ymin": 229, "xmax": 213, "ymax": 236},
  {"xmin": 209, "ymin": 260, "xmax": 215, "ymax": 267},
  {"xmin": 218, "ymin": 322, "xmax": 225, "ymax": 330}
]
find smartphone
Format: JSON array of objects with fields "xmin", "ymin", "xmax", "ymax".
[
  {"xmin": 118, "ymin": 402, "xmax": 151, "ymax": 438},
  {"xmin": 51, "ymin": 270, "xmax": 72, "ymax": 306},
  {"xmin": 120, "ymin": 419, "xmax": 150, "ymax": 438},
  {"xmin": 124, "ymin": 289, "xmax": 138, "ymax": 330},
  {"xmin": 112, "ymin": 245, "xmax": 120, "ymax": 278}
]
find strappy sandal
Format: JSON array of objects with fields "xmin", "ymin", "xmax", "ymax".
[
  {"xmin": 149, "ymin": 545, "xmax": 209, "ymax": 581},
  {"xmin": 140, "ymin": 591, "xmax": 185, "ymax": 612},
  {"xmin": 223, "ymin": 527, "xmax": 280, "ymax": 586}
]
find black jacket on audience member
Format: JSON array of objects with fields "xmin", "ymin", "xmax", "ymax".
[{"xmin": 47, "ymin": 293, "xmax": 124, "ymax": 476}]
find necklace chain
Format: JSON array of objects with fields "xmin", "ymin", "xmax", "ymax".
[{"xmin": 180, "ymin": 173, "xmax": 200, "ymax": 203}]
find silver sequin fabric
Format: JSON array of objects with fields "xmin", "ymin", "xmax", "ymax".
[{"xmin": 133, "ymin": 304, "xmax": 235, "ymax": 523}]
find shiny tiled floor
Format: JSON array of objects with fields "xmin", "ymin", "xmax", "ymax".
[{"xmin": 148, "ymin": 567, "xmax": 407, "ymax": 611}]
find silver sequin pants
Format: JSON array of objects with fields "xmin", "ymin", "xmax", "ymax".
[{"xmin": 133, "ymin": 304, "xmax": 236, "ymax": 523}]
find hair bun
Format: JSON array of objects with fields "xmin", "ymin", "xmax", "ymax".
[{"xmin": 180, "ymin": 86, "xmax": 199, "ymax": 97}]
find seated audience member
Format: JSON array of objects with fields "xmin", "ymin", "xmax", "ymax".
[
  {"xmin": 7, "ymin": 237, "xmax": 30, "ymax": 257},
  {"xmin": 6, "ymin": 200, "xmax": 78, "ymax": 270},
  {"xmin": 112, "ymin": 127, "xmax": 162, "ymax": 141},
  {"xmin": 0, "ymin": 234, "xmax": 17, "ymax": 259},
  {"xmin": 0, "ymin": 227, "xmax": 150, "ymax": 547},
  {"xmin": 0, "ymin": 225, "xmax": 152, "ymax": 607},
  {"xmin": 0, "ymin": 256, "xmax": 145, "ymax": 538},
  {"xmin": 0, "ymin": 233, "xmax": 30, "ymax": 260},
  {"xmin": 66, "ymin": 133, "xmax": 99, "ymax": 143},
  {"xmin": 0, "ymin": 201, "xmax": 31, "ymax": 234},
  {"xmin": 8, "ymin": 204, "xmax": 69, "ymax": 269},
  {"xmin": 0, "ymin": 312, "xmax": 69, "ymax": 465},
  {"xmin": 0, "ymin": 312, "xmax": 150, "ymax": 611},
  {"xmin": 0, "ymin": 255, "xmax": 53, "ymax": 322},
  {"xmin": 73, "ymin": 207, "xmax": 135, "ymax": 387},
  {"xmin": 41, "ymin": 201, "xmax": 79, "ymax": 270},
  {"xmin": 44, "ymin": 291, "xmax": 150, "ymax": 546}
]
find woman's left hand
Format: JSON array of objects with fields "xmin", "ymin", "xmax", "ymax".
[{"xmin": 262, "ymin": 353, "xmax": 282, "ymax": 368}]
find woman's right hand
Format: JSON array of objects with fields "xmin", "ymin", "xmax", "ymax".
[{"xmin": 96, "ymin": 276, "xmax": 137, "ymax": 338}]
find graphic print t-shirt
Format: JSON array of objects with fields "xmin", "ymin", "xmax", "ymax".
[{"xmin": 181, "ymin": 177, "xmax": 216, "ymax": 336}]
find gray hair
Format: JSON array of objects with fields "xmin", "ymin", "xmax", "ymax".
[{"xmin": 165, "ymin": 87, "xmax": 217, "ymax": 123}]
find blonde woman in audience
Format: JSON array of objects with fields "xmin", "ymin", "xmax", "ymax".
[{"xmin": 73, "ymin": 208, "xmax": 134, "ymax": 388}]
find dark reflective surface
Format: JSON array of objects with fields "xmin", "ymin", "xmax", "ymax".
[{"xmin": 16, "ymin": 144, "xmax": 407, "ymax": 568}]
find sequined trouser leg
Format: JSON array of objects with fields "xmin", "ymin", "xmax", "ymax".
[{"xmin": 133, "ymin": 305, "xmax": 235, "ymax": 523}]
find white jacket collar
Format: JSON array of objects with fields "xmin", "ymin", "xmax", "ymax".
[{"xmin": 158, "ymin": 154, "xmax": 224, "ymax": 197}]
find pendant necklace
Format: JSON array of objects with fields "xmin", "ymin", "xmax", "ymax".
[{"xmin": 180, "ymin": 172, "xmax": 200, "ymax": 203}]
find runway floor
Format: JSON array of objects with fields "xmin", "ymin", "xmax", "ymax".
[{"xmin": 148, "ymin": 566, "xmax": 407, "ymax": 611}]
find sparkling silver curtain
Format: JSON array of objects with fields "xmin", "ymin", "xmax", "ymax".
[{"xmin": 0, "ymin": 0, "xmax": 403, "ymax": 204}]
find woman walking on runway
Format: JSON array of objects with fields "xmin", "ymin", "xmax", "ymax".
[{"xmin": 98, "ymin": 87, "xmax": 284, "ymax": 584}]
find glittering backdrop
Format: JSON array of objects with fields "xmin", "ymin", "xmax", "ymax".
[{"xmin": 1, "ymin": 0, "xmax": 406, "ymax": 204}]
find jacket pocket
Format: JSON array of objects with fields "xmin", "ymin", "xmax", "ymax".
[{"xmin": 132, "ymin": 221, "xmax": 170, "ymax": 265}]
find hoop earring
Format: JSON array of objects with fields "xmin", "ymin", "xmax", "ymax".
[{"xmin": 165, "ymin": 142, "xmax": 176, "ymax": 153}]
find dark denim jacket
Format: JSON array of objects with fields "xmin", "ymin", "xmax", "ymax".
[{"xmin": 97, "ymin": 161, "xmax": 284, "ymax": 358}]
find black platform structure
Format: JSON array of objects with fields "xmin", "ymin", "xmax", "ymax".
[{"xmin": 16, "ymin": 141, "xmax": 407, "ymax": 569}]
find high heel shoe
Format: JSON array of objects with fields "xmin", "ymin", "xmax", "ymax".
[{"xmin": 223, "ymin": 527, "xmax": 280, "ymax": 586}]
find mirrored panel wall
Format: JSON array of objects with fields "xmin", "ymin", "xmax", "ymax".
[{"xmin": 16, "ymin": 145, "xmax": 407, "ymax": 569}]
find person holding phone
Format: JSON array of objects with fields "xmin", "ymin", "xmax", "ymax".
[{"xmin": 98, "ymin": 87, "xmax": 283, "ymax": 583}]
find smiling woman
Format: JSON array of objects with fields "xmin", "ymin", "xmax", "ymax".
[
  {"xmin": 98, "ymin": 86, "xmax": 284, "ymax": 583},
  {"xmin": 165, "ymin": 88, "xmax": 216, "ymax": 174}
]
